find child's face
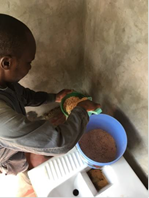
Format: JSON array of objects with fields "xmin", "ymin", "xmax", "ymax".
[{"xmin": 12, "ymin": 40, "xmax": 36, "ymax": 82}]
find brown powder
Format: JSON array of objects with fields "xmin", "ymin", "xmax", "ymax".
[
  {"xmin": 79, "ymin": 129, "xmax": 117, "ymax": 163},
  {"xmin": 63, "ymin": 96, "xmax": 88, "ymax": 114}
]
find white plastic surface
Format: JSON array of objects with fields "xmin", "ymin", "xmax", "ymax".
[{"xmin": 28, "ymin": 147, "xmax": 148, "ymax": 197}]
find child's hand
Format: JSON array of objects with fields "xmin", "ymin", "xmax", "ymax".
[
  {"xmin": 77, "ymin": 100, "xmax": 101, "ymax": 112},
  {"xmin": 56, "ymin": 89, "xmax": 73, "ymax": 103}
]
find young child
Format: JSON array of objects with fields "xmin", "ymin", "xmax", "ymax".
[{"xmin": 0, "ymin": 14, "xmax": 100, "ymax": 177}]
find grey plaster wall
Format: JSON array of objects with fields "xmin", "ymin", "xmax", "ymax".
[{"xmin": 82, "ymin": 0, "xmax": 148, "ymax": 176}]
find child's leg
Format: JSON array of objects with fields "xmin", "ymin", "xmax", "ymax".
[
  {"xmin": 16, "ymin": 153, "xmax": 53, "ymax": 197},
  {"xmin": 25, "ymin": 152, "xmax": 53, "ymax": 170},
  {"xmin": 16, "ymin": 171, "xmax": 36, "ymax": 197}
]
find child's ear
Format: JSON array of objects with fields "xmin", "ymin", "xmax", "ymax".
[{"xmin": 0, "ymin": 56, "xmax": 12, "ymax": 70}]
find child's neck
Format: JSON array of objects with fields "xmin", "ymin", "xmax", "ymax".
[{"xmin": 0, "ymin": 81, "xmax": 7, "ymax": 89}]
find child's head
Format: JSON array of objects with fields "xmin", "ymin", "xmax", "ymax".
[{"xmin": 0, "ymin": 14, "xmax": 36, "ymax": 85}]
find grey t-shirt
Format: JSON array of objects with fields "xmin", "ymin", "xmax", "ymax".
[{"xmin": 0, "ymin": 83, "xmax": 89, "ymax": 175}]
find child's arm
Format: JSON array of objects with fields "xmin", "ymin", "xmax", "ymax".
[
  {"xmin": 0, "ymin": 100, "xmax": 89, "ymax": 155},
  {"xmin": 15, "ymin": 83, "xmax": 71, "ymax": 106},
  {"xmin": 14, "ymin": 82, "xmax": 56, "ymax": 106}
]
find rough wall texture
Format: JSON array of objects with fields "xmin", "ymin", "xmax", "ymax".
[
  {"xmin": 0, "ymin": 0, "xmax": 85, "ymax": 115},
  {"xmin": 82, "ymin": 0, "xmax": 148, "ymax": 175},
  {"xmin": 0, "ymin": 0, "xmax": 148, "ymax": 176}
]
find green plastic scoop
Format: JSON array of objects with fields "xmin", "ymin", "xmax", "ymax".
[{"xmin": 60, "ymin": 92, "xmax": 102, "ymax": 117}]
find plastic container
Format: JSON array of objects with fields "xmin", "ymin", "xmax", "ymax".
[
  {"xmin": 60, "ymin": 92, "xmax": 102, "ymax": 117},
  {"xmin": 76, "ymin": 114, "xmax": 127, "ymax": 169}
]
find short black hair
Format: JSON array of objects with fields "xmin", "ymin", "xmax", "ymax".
[{"xmin": 0, "ymin": 14, "xmax": 33, "ymax": 58}]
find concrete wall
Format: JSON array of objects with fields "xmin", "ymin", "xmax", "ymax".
[
  {"xmin": 82, "ymin": 0, "xmax": 148, "ymax": 176},
  {"xmin": 0, "ymin": 0, "xmax": 85, "ymax": 115}
]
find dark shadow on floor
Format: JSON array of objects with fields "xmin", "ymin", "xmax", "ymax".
[
  {"xmin": 124, "ymin": 149, "xmax": 148, "ymax": 189},
  {"xmin": 113, "ymin": 108, "xmax": 148, "ymax": 189},
  {"xmin": 113, "ymin": 108, "xmax": 143, "ymax": 151}
]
